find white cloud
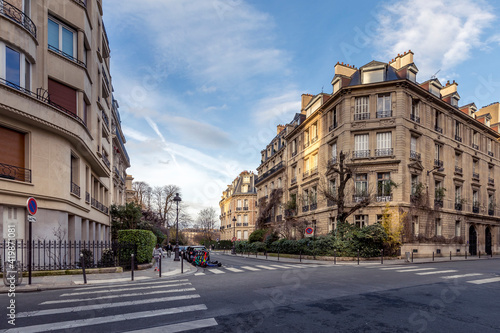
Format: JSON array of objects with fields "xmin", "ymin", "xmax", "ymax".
[
  {"xmin": 253, "ymin": 91, "xmax": 301, "ymax": 125},
  {"xmin": 373, "ymin": 0, "xmax": 495, "ymax": 79}
]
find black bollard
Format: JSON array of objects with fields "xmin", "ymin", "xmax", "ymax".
[
  {"xmin": 381, "ymin": 249, "xmax": 383, "ymax": 265},
  {"xmin": 479, "ymin": 250, "xmax": 481, "ymax": 259},
  {"xmin": 131, "ymin": 254, "xmax": 134, "ymax": 281},
  {"xmin": 411, "ymin": 251, "xmax": 414, "ymax": 263},
  {"xmin": 278, "ymin": 248, "xmax": 280, "ymax": 261},
  {"xmin": 181, "ymin": 251, "xmax": 184, "ymax": 274},
  {"xmin": 266, "ymin": 250, "xmax": 268, "ymax": 260},
  {"xmin": 159, "ymin": 254, "xmax": 162, "ymax": 277},
  {"xmin": 81, "ymin": 253, "xmax": 87, "ymax": 284},
  {"xmin": 450, "ymin": 251, "xmax": 452, "ymax": 260},
  {"xmin": 465, "ymin": 249, "xmax": 467, "ymax": 260},
  {"xmin": 357, "ymin": 249, "xmax": 360, "ymax": 265},
  {"xmin": 432, "ymin": 252, "xmax": 434, "ymax": 261},
  {"xmin": 300, "ymin": 251, "xmax": 302, "ymax": 263},
  {"xmin": 334, "ymin": 249, "xmax": 337, "ymax": 265}
]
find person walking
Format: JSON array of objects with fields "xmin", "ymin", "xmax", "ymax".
[
  {"xmin": 166, "ymin": 243, "xmax": 173, "ymax": 258},
  {"xmin": 152, "ymin": 244, "xmax": 163, "ymax": 272}
]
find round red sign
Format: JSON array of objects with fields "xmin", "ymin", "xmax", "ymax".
[
  {"xmin": 232, "ymin": 237, "xmax": 237, "ymax": 242},
  {"xmin": 305, "ymin": 227, "xmax": 313, "ymax": 234},
  {"xmin": 27, "ymin": 197, "xmax": 37, "ymax": 215}
]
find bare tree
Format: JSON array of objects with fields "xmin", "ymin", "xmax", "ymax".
[
  {"xmin": 151, "ymin": 185, "xmax": 180, "ymax": 244},
  {"xmin": 132, "ymin": 181, "xmax": 152, "ymax": 208},
  {"xmin": 196, "ymin": 207, "xmax": 218, "ymax": 242}
]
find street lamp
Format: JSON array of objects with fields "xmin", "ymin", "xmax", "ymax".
[
  {"xmin": 173, "ymin": 193, "xmax": 181, "ymax": 261},
  {"xmin": 231, "ymin": 216, "xmax": 236, "ymax": 254}
]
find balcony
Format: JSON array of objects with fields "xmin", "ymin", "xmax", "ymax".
[
  {"xmin": 255, "ymin": 161, "xmax": 284, "ymax": 185},
  {"xmin": 434, "ymin": 159, "xmax": 443, "ymax": 168},
  {"xmin": 472, "ymin": 204, "xmax": 480, "ymax": 214},
  {"xmin": 276, "ymin": 215, "xmax": 282, "ymax": 222},
  {"xmin": 472, "ymin": 143, "xmax": 479, "ymax": 150},
  {"xmin": 376, "ymin": 110, "xmax": 392, "ymax": 118},
  {"xmin": 285, "ymin": 209, "xmax": 296, "ymax": 217},
  {"xmin": 303, "ymin": 170, "xmax": 309, "ymax": 178},
  {"xmin": 410, "ymin": 114, "xmax": 420, "ymax": 123},
  {"xmin": 310, "ymin": 166, "xmax": 318, "ymax": 176},
  {"xmin": 70, "ymin": 182, "xmax": 80, "ymax": 197},
  {"xmin": 434, "ymin": 126, "xmax": 443, "ymax": 134},
  {"xmin": 236, "ymin": 223, "xmax": 242, "ymax": 227},
  {"xmin": 375, "ymin": 148, "xmax": 393, "ymax": 157},
  {"xmin": 410, "ymin": 151, "xmax": 421, "ymax": 161},
  {"xmin": 302, "ymin": 205, "xmax": 309, "ymax": 212},
  {"xmin": 354, "ymin": 113, "xmax": 370, "ymax": 121},
  {"xmin": 434, "ymin": 199, "xmax": 443, "ymax": 209},
  {"xmin": 489, "ymin": 178, "xmax": 495, "ymax": 185},
  {"xmin": 310, "ymin": 203, "xmax": 317, "ymax": 210},
  {"xmin": 85, "ymin": 191, "xmax": 90, "ymax": 203},
  {"xmin": 488, "ymin": 151, "xmax": 494, "ymax": 157},
  {"xmin": 91, "ymin": 198, "xmax": 109, "ymax": 214},
  {"xmin": 227, "ymin": 224, "xmax": 231, "ymax": 228},
  {"xmin": 72, "ymin": 0, "xmax": 87, "ymax": 7},
  {"xmin": 291, "ymin": 177, "xmax": 297, "ymax": 185},
  {"xmin": 353, "ymin": 195, "xmax": 369, "ymax": 203},
  {"xmin": 0, "ymin": 162, "xmax": 31, "ymax": 182},
  {"xmin": 353, "ymin": 150, "xmax": 370, "ymax": 159},
  {"xmin": 455, "ymin": 166, "xmax": 463, "ymax": 174},
  {"xmin": 329, "ymin": 123, "xmax": 338, "ymax": 132},
  {"xmin": 488, "ymin": 208, "xmax": 494, "ymax": 216},
  {"xmin": 304, "ymin": 141, "xmax": 310, "ymax": 148},
  {"xmin": 236, "ymin": 207, "xmax": 242, "ymax": 211},
  {"xmin": 376, "ymin": 195, "xmax": 392, "ymax": 202},
  {"xmin": 48, "ymin": 45, "xmax": 86, "ymax": 67},
  {"xmin": 292, "ymin": 151, "xmax": 297, "ymax": 157},
  {"xmin": 472, "ymin": 172, "xmax": 480, "ymax": 180},
  {"xmin": 311, "ymin": 136, "xmax": 318, "ymax": 144},
  {"xmin": 220, "ymin": 226, "xmax": 225, "ymax": 230},
  {"xmin": 102, "ymin": 152, "xmax": 110, "ymax": 168},
  {"xmin": 329, "ymin": 157, "xmax": 338, "ymax": 165},
  {"xmin": 455, "ymin": 135, "xmax": 462, "ymax": 142},
  {"xmin": 102, "ymin": 110, "xmax": 110, "ymax": 130},
  {"xmin": 0, "ymin": 0, "xmax": 37, "ymax": 38},
  {"xmin": 455, "ymin": 202, "xmax": 462, "ymax": 211},
  {"xmin": 243, "ymin": 206, "xmax": 249, "ymax": 210}
]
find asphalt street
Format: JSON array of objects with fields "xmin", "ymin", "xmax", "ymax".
[{"xmin": 1, "ymin": 253, "xmax": 499, "ymax": 332}]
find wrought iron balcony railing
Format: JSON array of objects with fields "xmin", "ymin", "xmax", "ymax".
[
  {"xmin": 310, "ymin": 166, "xmax": 318, "ymax": 175},
  {"xmin": 291, "ymin": 177, "xmax": 297, "ymax": 184},
  {"xmin": 376, "ymin": 110, "xmax": 392, "ymax": 118},
  {"xmin": 70, "ymin": 182, "xmax": 80, "ymax": 197},
  {"xmin": 329, "ymin": 123, "xmax": 338, "ymax": 132},
  {"xmin": 455, "ymin": 202, "xmax": 462, "ymax": 211},
  {"xmin": 102, "ymin": 110, "xmax": 110, "ymax": 129},
  {"xmin": 304, "ymin": 141, "xmax": 310, "ymax": 148},
  {"xmin": 488, "ymin": 209, "xmax": 494, "ymax": 216},
  {"xmin": 310, "ymin": 203, "xmax": 317, "ymax": 210},
  {"xmin": 434, "ymin": 126, "xmax": 443, "ymax": 133},
  {"xmin": 353, "ymin": 150, "xmax": 370, "ymax": 159},
  {"xmin": 48, "ymin": 45, "xmax": 86, "ymax": 67},
  {"xmin": 410, "ymin": 151, "xmax": 421, "ymax": 161},
  {"xmin": 255, "ymin": 161, "xmax": 284, "ymax": 185},
  {"xmin": 85, "ymin": 191, "xmax": 90, "ymax": 203},
  {"xmin": 0, "ymin": 162, "xmax": 31, "ymax": 182},
  {"xmin": 236, "ymin": 207, "xmax": 242, "ymax": 211},
  {"xmin": 102, "ymin": 153, "xmax": 110, "ymax": 168},
  {"xmin": 375, "ymin": 148, "xmax": 393, "ymax": 157},
  {"xmin": 488, "ymin": 151, "xmax": 494, "ymax": 157},
  {"xmin": 236, "ymin": 223, "xmax": 242, "ymax": 227},
  {"xmin": 455, "ymin": 166, "xmax": 463, "ymax": 174},
  {"xmin": 0, "ymin": 0, "xmax": 37, "ymax": 38},
  {"xmin": 472, "ymin": 172, "xmax": 480, "ymax": 180},
  {"xmin": 243, "ymin": 223, "xmax": 249, "ymax": 226},
  {"xmin": 276, "ymin": 215, "xmax": 282, "ymax": 222},
  {"xmin": 472, "ymin": 205, "xmax": 480, "ymax": 213},
  {"xmin": 434, "ymin": 159, "xmax": 443, "ymax": 168},
  {"xmin": 489, "ymin": 178, "xmax": 495, "ymax": 185},
  {"xmin": 376, "ymin": 195, "xmax": 392, "ymax": 202},
  {"xmin": 472, "ymin": 143, "xmax": 479, "ymax": 150},
  {"xmin": 302, "ymin": 205, "xmax": 309, "ymax": 212},
  {"xmin": 434, "ymin": 199, "xmax": 443, "ymax": 208},
  {"xmin": 72, "ymin": 0, "xmax": 87, "ymax": 7},
  {"xmin": 243, "ymin": 206, "xmax": 249, "ymax": 210},
  {"xmin": 353, "ymin": 195, "xmax": 369, "ymax": 203},
  {"xmin": 303, "ymin": 170, "xmax": 309, "ymax": 178},
  {"xmin": 354, "ymin": 112, "xmax": 370, "ymax": 121},
  {"xmin": 410, "ymin": 113, "xmax": 420, "ymax": 123}
]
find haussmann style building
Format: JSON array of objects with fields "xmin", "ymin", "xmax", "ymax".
[
  {"xmin": 256, "ymin": 51, "xmax": 500, "ymax": 257},
  {"xmin": 0, "ymin": 0, "xmax": 130, "ymax": 245}
]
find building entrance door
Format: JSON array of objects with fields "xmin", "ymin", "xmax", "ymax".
[
  {"xmin": 485, "ymin": 227, "xmax": 492, "ymax": 255},
  {"xmin": 469, "ymin": 225, "xmax": 477, "ymax": 256}
]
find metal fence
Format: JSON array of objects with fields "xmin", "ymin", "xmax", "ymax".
[{"xmin": 1, "ymin": 240, "xmax": 136, "ymax": 271}]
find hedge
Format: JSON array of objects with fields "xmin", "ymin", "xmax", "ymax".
[{"xmin": 118, "ymin": 229, "xmax": 157, "ymax": 265}]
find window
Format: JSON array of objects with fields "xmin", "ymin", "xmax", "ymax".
[
  {"xmin": 412, "ymin": 216, "xmax": 419, "ymax": 236},
  {"xmin": 488, "ymin": 165, "xmax": 493, "ymax": 181},
  {"xmin": 237, "ymin": 199, "xmax": 242, "ymax": 208},
  {"xmin": 0, "ymin": 125, "xmax": 28, "ymax": 182},
  {"xmin": 292, "ymin": 138, "xmax": 297, "ymax": 156},
  {"xmin": 473, "ymin": 190, "xmax": 479, "ymax": 212},
  {"xmin": 354, "ymin": 97, "xmax": 369, "ymax": 120},
  {"xmin": 237, "ymin": 231, "xmax": 241, "ymax": 240},
  {"xmin": 355, "ymin": 215, "xmax": 368, "ymax": 228},
  {"xmin": 331, "ymin": 106, "xmax": 338, "ymax": 130},
  {"xmin": 243, "ymin": 230, "xmax": 248, "ymax": 240},
  {"xmin": 455, "ymin": 153, "xmax": 462, "ymax": 172},
  {"xmin": 6, "ymin": 47, "xmax": 20, "ymax": 87},
  {"xmin": 354, "ymin": 134, "xmax": 369, "ymax": 158},
  {"xmin": 303, "ymin": 189, "xmax": 309, "ymax": 206},
  {"xmin": 244, "ymin": 215, "xmax": 249, "ymax": 223},
  {"xmin": 455, "ymin": 221, "xmax": 461, "ymax": 237},
  {"xmin": 310, "ymin": 123, "xmax": 318, "ymax": 142},
  {"xmin": 411, "ymin": 175, "xmax": 419, "ymax": 195},
  {"xmin": 473, "ymin": 159, "xmax": 479, "ymax": 178},
  {"xmin": 355, "ymin": 174, "xmax": 368, "ymax": 197},
  {"xmin": 454, "ymin": 120, "xmax": 462, "ymax": 141},
  {"xmin": 329, "ymin": 178, "xmax": 337, "ymax": 196},
  {"xmin": 488, "ymin": 139, "xmax": 493, "ymax": 155},
  {"xmin": 410, "ymin": 136, "xmax": 419, "ymax": 160},
  {"xmin": 472, "ymin": 131, "xmax": 479, "ymax": 149},
  {"xmin": 243, "ymin": 176, "xmax": 250, "ymax": 183},
  {"xmin": 434, "ymin": 144, "xmax": 442, "ymax": 165},
  {"xmin": 48, "ymin": 17, "xmax": 76, "ymax": 59},
  {"xmin": 264, "ymin": 185, "xmax": 268, "ymax": 196},
  {"xmin": 411, "ymin": 98, "xmax": 420, "ymax": 122},
  {"xmin": 488, "ymin": 194, "xmax": 494, "ymax": 212},
  {"xmin": 304, "ymin": 130, "xmax": 310, "ymax": 147},
  {"xmin": 376, "ymin": 132, "xmax": 392, "ymax": 156},
  {"xmin": 434, "ymin": 111, "xmax": 442, "ymax": 132},
  {"xmin": 311, "ymin": 186, "xmax": 317, "ymax": 205},
  {"xmin": 242, "ymin": 185, "xmax": 248, "ymax": 193},
  {"xmin": 377, "ymin": 172, "xmax": 391, "ymax": 198},
  {"xmin": 331, "ymin": 143, "xmax": 337, "ymax": 163},
  {"xmin": 244, "ymin": 199, "xmax": 248, "ymax": 208},
  {"xmin": 377, "ymin": 94, "xmax": 391, "ymax": 117},
  {"xmin": 363, "ymin": 69, "xmax": 384, "ymax": 83},
  {"xmin": 277, "ymin": 177, "xmax": 282, "ymax": 188},
  {"xmin": 304, "ymin": 158, "xmax": 310, "ymax": 174},
  {"xmin": 435, "ymin": 218, "xmax": 442, "ymax": 236}
]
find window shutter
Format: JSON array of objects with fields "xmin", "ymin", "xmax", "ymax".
[{"xmin": 48, "ymin": 79, "xmax": 77, "ymax": 115}]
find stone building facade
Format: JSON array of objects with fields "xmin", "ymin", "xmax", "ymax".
[
  {"xmin": 257, "ymin": 51, "xmax": 500, "ymax": 256},
  {"xmin": 0, "ymin": 0, "xmax": 129, "ymax": 243}
]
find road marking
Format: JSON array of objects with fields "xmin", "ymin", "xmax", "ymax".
[
  {"xmin": 416, "ymin": 270, "xmax": 458, "ymax": 275},
  {"xmin": 41, "ymin": 288, "xmax": 197, "ymax": 305},
  {"xmin": 441, "ymin": 273, "xmax": 483, "ymax": 279},
  {"xmin": 467, "ymin": 277, "xmax": 500, "ymax": 285},
  {"xmin": 73, "ymin": 276, "xmax": 151, "ymax": 285},
  {"xmin": 241, "ymin": 266, "xmax": 261, "ymax": 271},
  {"xmin": 396, "ymin": 268, "xmax": 435, "ymax": 273},
  {"xmin": 61, "ymin": 282, "xmax": 192, "ymax": 296},
  {"xmin": 255, "ymin": 265, "xmax": 277, "ymax": 270},
  {"xmin": 269, "ymin": 265, "xmax": 294, "ymax": 269},
  {"xmin": 126, "ymin": 318, "xmax": 218, "ymax": 333},
  {"xmin": 8, "ymin": 305, "xmax": 207, "ymax": 333},
  {"xmin": 209, "ymin": 269, "xmax": 225, "ymax": 274},
  {"xmin": 67, "ymin": 278, "xmax": 189, "ymax": 291},
  {"xmin": 18, "ymin": 295, "xmax": 201, "ymax": 318},
  {"xmin": 380, "ymin": 266, "xmax": 417, "ymax": 270},
  {"xmin": 195, "ymin": 273, "xmax": 205, "ymax": 276},
  {"xmin": 225, "ymin": 267, "xmax": 244, "ymax": 272}
]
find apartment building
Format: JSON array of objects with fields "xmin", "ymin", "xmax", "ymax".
[
  {"xmin": 0, "ymin": 0, "xmax": 129, "ymax": 242},
  {"xmin": 219, "ymin": 171, "xmax": 257, "ymax": 241},
  {"xmin": 258, "ymin": 51, "xmax": 500, "ymax": 256}
]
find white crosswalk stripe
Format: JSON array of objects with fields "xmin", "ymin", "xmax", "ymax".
[
  {"xmin": 209, "ymin": 268, "xmax": 225, "ymax": 274},
  {"xmin": 225, "ymin": 267, "xmax": 244, "ymax": 272},
  {"xmin": 255, "ymin": 265, "xmax": 277, "ymax": 270},
  {"xmin": 126, "ymin": 318, "xmax": 218, "ymax": 333},
  {"xmin": 194, "ymin": 272, "xmax": 206, "ymax": 276},
  {"xmin": 466, "ymin": 277, "xmax": 500, "ymax": 285},
  {"xmin": 380, "ymin": 266, "xmax": 418, "ymax": 270},
  {"xmin": 441, "ymin": 273, "xmax": 483, "ymax": 279},
  {"xmin": 396, "ymin": 268, "xmax": 435, "ymax": 273},
  {"xmin": 61, "ymin": 281, "xmax": 192, "ymax": 296},
  {"xmin": 416, "ymin": 270, "xmax": 458, "ymax": 275},
  {"xmin": 269, "ymin": 264, "xmax": 294, "ymax": 269},
  {"xmin": 241, "ymin": 266, "xmax": 261, "ymax": 271}
]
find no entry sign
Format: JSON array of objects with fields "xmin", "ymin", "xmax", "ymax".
[{"xmin": 27, "ymin": 197, "xmax": 37, "ymax": 215}]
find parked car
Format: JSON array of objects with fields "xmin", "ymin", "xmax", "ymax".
[{"xmin": 185, "ymin": 246, "xmax": 208, "ymax": 262}]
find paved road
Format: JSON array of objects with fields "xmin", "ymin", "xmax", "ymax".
[{"xmin": 1, "ymin": 254, "xmax": 499, "ymax": 332}]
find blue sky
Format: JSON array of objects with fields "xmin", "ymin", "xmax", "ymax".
[{"xmin": 103, "ymin": 0, "xmax": 500, "ymax": 218}]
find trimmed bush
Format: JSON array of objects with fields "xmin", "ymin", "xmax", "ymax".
[
  {"xmin": 118, "ymin": 229, "xmax": 156, "ymax": 264},
  {"xmin": 249, "ymin": 229, "xmax": 268, "ymax": 243}
]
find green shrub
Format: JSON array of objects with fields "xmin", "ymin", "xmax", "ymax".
[
  {"xmin": 98, "ymin": 249, "xmax": 115, "ymax": 267},
  {"xmin": 249, "ymin": 229, "xmax": 268, "ymax": 243},
  {"xmin": 79, "ymin": 249, "xmax": 93, "ymax": 268},
  {"xmin": 118, "ymin": 229, "xmax": 156, "ymax": 265}
]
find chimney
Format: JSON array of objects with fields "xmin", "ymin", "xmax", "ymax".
[
  {"xmin": 390, "ymin": 50, "xmax": 414, "ymax": 70},
  {"xmin": 277, "ymin": 124, "xmax": 285, "ymax": 135},
  {"xmin": 440, "ymin": 80, "xmax": 458, "ymax": 97},
  {"xmin": 334, "ymin": 62, "xmax": 357, "ymax": 78},
  {"xmin": 301, "ymin": 94, "xmax": 314, "ymax": 111}
]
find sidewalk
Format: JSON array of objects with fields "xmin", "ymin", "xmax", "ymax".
[
  {"xmin": 0, "ymin": 256, "xmax": 197, "ymax": 293},
  {"xmin": 215, "ymin": 250, "xmax": 499, "ymax": 265}
]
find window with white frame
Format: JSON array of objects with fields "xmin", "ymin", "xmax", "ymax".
[
  {"xmin": 435, "ymin": 218, "xmax": 442, "ymax": 236},
  {"xmin": 354, "ymin": 96, "xmax": 369, "ymax": 120},
  {"xmin": 488, "ymin": 138, "xmax": 492, "ymax": 154},
  {"xmin": 243, "ymin": 230, "xmax": 248, "ymax": 239},
  {"xmin": 312, "ymin": 154, "xmax": 318, "ymax": 173},
  {"xmin": 488, "ymin": 194, "xmax": 494, "ymax": 212},
  {"xmin": 454, "ymin": 120, "xmax": 462, "ymax": 140},
  {"xmin": 377, "ymin": 93, "xmax": 391, "ymax": 117},
  {"xmin": 331, "ymin": 143, "xmax": 337, "ymax": 163},
  {"xmin": 329, "ymin": 178, "xmax": 337, "ymax": 196},
  {"xmin": 355, "ymin": 174, "xmax": 368, "ymax": 196},
  {"xmin": 455, "ymin": 185, "xmax": 462, "ymax": 204},
  {"xmin": 412, "ymin": 216, "xmax": 419, "ymax": 236},
  {"xmin": 354, "ymin": 134, "xmax": 369, "ymax": 158},
  {"xmin": 244, "ymin": 215, "xmax": 248, "ymax": 223},
  {"xmin": 310, "ymin": 122, "xmax": 318, "ymax": 142},
  {"xmin": 237, "ymin": 199, "xmax": 242, "ymax": 208},
  {"xmin": 237, "ymin": 230, "xmax": 242, "ymax": 239},
  {"xmin": 304, "ymin": 158, "xmax": 310, "ymax": 174},
  {"xmin": 455, "ymin": 221, "xmax": 461, "ymax": 237},
  {"xmin": 362, "ymin": 68, "xmax": 384, "ymax": 84},
  {"xmin": 311, "ymin": 186, "xmax": 317, "ymax": 205},
  {"xmin": 237, "ymin": 215, "xmax": 242, "ymax": 224},
  {"xmin": 434, "ymin": 143, "xmax": 442, "ymax": 164},
  {"xmin": 473, "ymin": 190, "xmax": 479, "ymax": 208},
  {"xmin": 48, "ymin": 17, "xmax": 77, "ymax": 59},
  {"xmin": 411, "ymin": 98, "xmax": 419, "ymax": 122},
  {"xmin": 303, "ymin": 189, "xmax": 309, "ymax": 206},
  {"xmin": 377, "ymin": 172, "xmax": 391, "ymax": 198},
  {"xmin": 411, "ymin": 174, "xmax": 419, "ymax": 195},
  {"xmin": 2, "ymin": 44, "xmax": 31, "ymax": 90},
  {"xmin": 244, "ymin": 199, "xmax": 248, "ymax": 208},
  {"xmin": 376, "ymin": 132, "xmax": 392, "ymax": 156},
  {"xmin": 355, "ymin": 215, "xmax": 368, "ymax": 228},
  {"xmin": 304, "ymin": 130, "xmax": 310, "ymax": 147}
]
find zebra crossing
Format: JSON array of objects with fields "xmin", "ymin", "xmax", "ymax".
[
  {"xmin": 0, "ymin": 278, "xmax": 218, "ymax": 333},
  {"xmin": 194, "ymin": 263, "xmax": 325, "ymax": 276},
  {"xmin": 363, "ymin": 264, "xmax": 500, "ymax": 285}
]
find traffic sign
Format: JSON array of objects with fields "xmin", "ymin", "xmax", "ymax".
[
  {"xmin": 305, "ymin": 227, "xmax": 314, "ymax": 235},
  {"xmin": 216, "ymin": 238, "xmax": 219, "ymax": 242},
  {"xmin": 28, "ymin": 215, "xmax": 36, "ymax": 223},
  {"xmin": 231, "ymin": 237, "xmax": 237, "ymax": 242},
  {"xmin": 27, "ymin": 197, "xmax": 37, "ymax": 215}
]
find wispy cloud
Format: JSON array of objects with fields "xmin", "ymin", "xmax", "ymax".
[{"xmin": 373, "ymin": 0, "xmax": 495, "ymax": 79}]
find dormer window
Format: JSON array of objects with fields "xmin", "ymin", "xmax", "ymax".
[
  {"xmin": 451, "ymin": 96, "xmax": 459, "ymax": 107},
  {"xmin": 362, "ymin": 68, "xmax": 385, "ymax": 84},
  {"xmin": 407, "ymin": 68, "xmax": 417, "ymax": 83},
  {"xmin": 430, "ymin": 82, "xmax": 441, "ymax": 97}
]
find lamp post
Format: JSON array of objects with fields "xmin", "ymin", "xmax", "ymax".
[
  {"xmin": 173, "ymin": 193, "xmax": 181, "ymax": 261},
  {"xmin": 231, "ymin": 216, "xmax": 236, "ymax": 254}
]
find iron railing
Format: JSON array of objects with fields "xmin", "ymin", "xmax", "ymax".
[
  {"xmin": 71, "ymin": 182, "xmax": 80, "ymax": 196},
  {"xmin": 291, "ymin": 177, "xmax": 297, "ymax": 184},
  {"xmin": 375, "ymin": 148, "xmax": 393, "ymax": 157},
  {"xmin": 85, "ymin": 191, "xmax": 90, "ymax": 203},
  {"xmin": 255, "ymin": 161, "xmax": 284, "ymax": 185},
  {"xmin": 0, "ymin": 162, "xmax": 31, "ymax": 182},
  {"xmin": 353, "ymin": 150, "xmax": 370, "ymax": 158},
  {"xmin": 310, "ymin": 166, "xmax": 318, "ymax": 175},
  {"xmin": 303, "ymin": 170, "xmax": 309, "ymax": 178},
  {"xmin": 434, "ymin": 126, "xmax": 443, "ymax": 133},
  {"xmin": 455, "ymin": 202, "xmax": 462, "ymax": 211},
  {"xmin": 354, "ymin": 112, "xmax": 370, "ymax": 121},
  {"xmin": 434, "ymin": 159, "xmax": 444, "ymax": 168},
  {"xmin": 488, "ymin": 151, "xmax": 494, "ymax": 157},
  {"xmin": 102, "ymin": 152, "xmax": 110, "ymax": 168},
  {"xmin": 243, "ymin": 206, "xmax": 249, "ymax": 210},
  {"xmin": 376, "ymin": 195, "xmax": 392, "ymax": 202},
  {"xmin": 410, "ymin": 150, "xmax": 421, "ymax": 160},
  {"xmin": 472, "ymin": 172, "xmax": 480, "ymax": 179},
  {"xmin": 410, "ymin": 113, "xmax": 420, "ymax": 123},
  {"xmin": 48, "ymin": 45, "xmax": 86, "ymax": 67},
  {"xmin": 376, "ymin": 110, "xmax": 392, "ymax": 118},
  {"xmin": 276, "ymin": 215, "xmax": 282, "ymax": 222},
  {"xmin": 329, "ymin": 123, "xmax": 338, "ymax": 131},
  {"xmin": 455, "ymin": 135, "xmax": 462, "ymax": 142},
  {"xmin": 434, "ymin": 199, "xmax": 443, "ymax": 208},
  {"xmin": 488, "ymin": 208, "xmax": 494, "ymax": 216},
  {"xmin": 472, "ymin": 143, "xmax": 479, "ymax": 150},
  {"xmin": 310, "ymin": 203, "xmax": 317, "ymax": 210},
  {"xmin": 91, "ymin": 197, "xmax": 108, "ymax": 214},
  {"xmin": 72, "ymin": 0, "xmax": 87, "ymax": 8},
  {"xmin": 472, "ymin": 204, "xmax": 480, "ymax": 213},
  {"xmin": 489, "ymin": 178, "xmax": 494, "ymax": 185},
  {"xmin": 102, "ymin": 110, "xmax": 110, "ymax": 129},
  {"xmin": 0, "ymin": 0, "xmax": 36, "ymax": 38},
  {"xmin": 302, "ymin": 205, "xmax": 309, "ymax": 212},
  {"xmin": 0, "ymin": 240, "xmax": 136, "ymax": 271},
  {"xmin": 455, "ymin": 166, "xmax": 463, "ymax": 174}
]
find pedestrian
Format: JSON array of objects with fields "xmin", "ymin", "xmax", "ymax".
[
  {"xmin": 152, "ymin": 244, "xmax": 163, "ymax": 272},
  {"xmin": 166, "ymin": 243, "xmax": 173, "ymax": 258}
]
